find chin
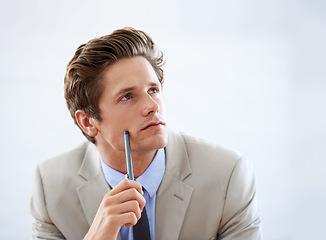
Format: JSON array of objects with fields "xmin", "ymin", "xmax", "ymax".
[
  {"xmin": 153, "ymin": 129, "xmax": 168, "ymax": 147},
  {"xmin": 136, "ymin": 130, "xmax": 168, "ymax": 152},
  {"xmin": 154, "ymin": 136, "xmax": 168, "ymax": 149}
]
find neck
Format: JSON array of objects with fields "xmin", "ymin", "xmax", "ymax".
[{"xmin": 97, "ymin": 144, "xmax": 157, "ymax": 178}]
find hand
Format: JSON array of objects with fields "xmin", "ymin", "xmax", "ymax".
[{"xmin": 84, "ymin": 179, "xmax": 145, "ymax": 240}]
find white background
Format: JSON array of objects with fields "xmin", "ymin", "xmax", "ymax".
[{"xmin": 1, "ymin": 0, "xmax": 325, "ymax": 239}]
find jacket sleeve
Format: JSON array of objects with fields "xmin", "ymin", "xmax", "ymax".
[
  {"xmin": 217, "ymin": 157, "xmax": 263, "ymax": 240},
  {"xmin": 30, "ymin": 165, "xmax": 66, "ymax": 240}
]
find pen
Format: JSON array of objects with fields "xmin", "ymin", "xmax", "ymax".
[{"xmin": 124, "ymin": 131, "xmax": 134, "ymax": 180}]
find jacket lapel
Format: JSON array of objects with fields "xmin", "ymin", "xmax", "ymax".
[
  {"xmin": 76, "ymin": 143, "xmax": 108, "ymax": 225},
  {"xmin": 75, "ymin": 143, "xmax": 122, "ymax": 240},
  {"xmin": 155, "ymin": 131, "xmax": 193, "ymax": 239}
]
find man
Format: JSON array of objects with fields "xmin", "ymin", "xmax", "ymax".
[{"xmin": 30, "ymin": 27, "xmax": 263, "ymax": 240}]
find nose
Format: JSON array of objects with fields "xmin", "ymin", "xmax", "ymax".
[{"xmin": 142, "ymin": 94, "xmax": 160, "ymax": 116}]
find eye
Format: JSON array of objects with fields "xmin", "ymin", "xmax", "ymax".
[
  {"xmin": 120, "ymin": 93, "xmax": 133, "ymax": 101},
  {"xmin": 148, "ymin": 87, "xmax": 159, "ymax": 94}
]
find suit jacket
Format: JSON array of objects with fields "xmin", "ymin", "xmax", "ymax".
[{"xmin": 30, "ymin": 131, "xmax": 263, "ymax": 240}]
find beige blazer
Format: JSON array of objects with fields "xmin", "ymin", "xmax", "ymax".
[{"xmin": 30, "ymin": 131, "xmax": 263, "ymax": 240}]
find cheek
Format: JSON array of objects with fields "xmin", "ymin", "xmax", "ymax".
[
  {"xmin": 103, "ymin": 129, "xmax": 126, "ymax": 151},
  {"xmin": 98, "ymin": 118, "xmax": 126, "ymax": 149}
]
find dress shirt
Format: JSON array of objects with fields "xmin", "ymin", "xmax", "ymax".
[{"xmin": 100, "ymin": 148, "xmax": 165, "ymax": 240}]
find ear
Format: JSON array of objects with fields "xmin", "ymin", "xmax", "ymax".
[{"xmin": 75, "ymin": 110, "xmax": 99, "ymax": 137}]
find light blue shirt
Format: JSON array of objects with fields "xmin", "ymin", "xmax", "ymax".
[{"xmin": 100, "ymin": 148, "xmax": 165, "ymax": 240}]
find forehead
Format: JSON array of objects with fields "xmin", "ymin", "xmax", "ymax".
[
  {"xmin": 102, "ymin": 56, "xmax": 159, "ymax": 87},
  {"xmin": 103, "ymin": 56, "xmax": 160, "ymax": 93}
]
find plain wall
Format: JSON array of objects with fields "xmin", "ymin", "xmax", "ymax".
[{"xmin": 0, "ymin": 0, "xmax": 325, "ymax": 239}]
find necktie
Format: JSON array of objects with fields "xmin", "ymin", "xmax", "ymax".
[{"xmin": 133, "ymin": 196, "xmax": 151, "ymax": 239}]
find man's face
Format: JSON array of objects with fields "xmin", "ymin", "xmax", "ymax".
[{"xmin": 93, "ymin": 56, "xmax": 168, "ymax": 154}]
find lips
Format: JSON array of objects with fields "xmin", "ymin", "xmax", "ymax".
[{"xmin": 141, "ymin": 121, "xmax": 165, "ymax": 131}]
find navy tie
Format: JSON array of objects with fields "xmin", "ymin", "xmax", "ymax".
[{"xmin": 133, "ymin": 192, "xmax": 151, "ymax": 240}]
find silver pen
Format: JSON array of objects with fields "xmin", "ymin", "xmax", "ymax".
[{"xmin": 124, "ymin": 131, "xmax": 134, "ymax": 180}]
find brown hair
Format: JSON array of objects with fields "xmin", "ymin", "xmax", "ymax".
[{"xmin": 64, "ymin": 27, "xmax": 165, "ymax": 144}]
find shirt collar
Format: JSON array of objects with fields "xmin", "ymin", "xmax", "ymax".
[{"xmin": 100, "ymin": 148, "xmax": 165, "ymax": 198}]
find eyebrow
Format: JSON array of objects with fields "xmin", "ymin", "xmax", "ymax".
[
  {"xmin": 114, "ymin": 87, "xmax": 136, "ymax": 98},
  {"xmin": 114, "ymin": 82, "xmax": 160, "ymax": 97}
]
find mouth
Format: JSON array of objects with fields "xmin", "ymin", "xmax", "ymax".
[{"xmin": 141, "ymin": 121, "xmax": 165, "ymax": 131}]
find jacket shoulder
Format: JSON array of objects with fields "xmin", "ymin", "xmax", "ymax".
[
  {"xmin": 38, "ymin": 142, "xmax": 93, "ymax": 174},
  {"xmin": 31, "ymin": 142, "xmax": 97, "ymax": 239},
  {"xmin": 179, "ymin": 132, "xmax": 243, "ymax": 165}
]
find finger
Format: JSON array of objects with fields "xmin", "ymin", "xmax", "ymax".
[
  {"xmin": 120, "ymin": 200, "xmax": 142, "ymax": 220},
  {"xmin": 107, "ymin": 200, "xmax": 142, "ymax": 222},
  {"xmin": 104, "ymin": 188, "xmax": 146, "ymax": 212},
  {"xmin": 109, "ymin": 179, "xmax": 143, "ymax": 196},
  {"xmin": 104, "ymin": 211, "xmax": 138, "ymax": 230},
  {"xmin": 117, "ymin": 212, "xmax": 138, "ymax": 228},
  {"xmin": 118, "ymin": 188, "xmax": 146, "ymax": 208}
]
